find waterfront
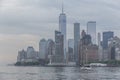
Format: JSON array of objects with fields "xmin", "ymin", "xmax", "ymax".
[{"xmin": 0, "ymin": 66, "xmax": 120, "ymax": 80}]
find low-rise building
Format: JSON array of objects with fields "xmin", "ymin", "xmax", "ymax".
[
  {"xmin": 80, "ymin": 44, "xmax": 99, "ymax": 64},
  {"xmin": 85, "ymin": 45, "xmax": 99, "ymax": 63},
  {"xmin": 17, "ymin": 49, "xmax": 27, "ymax": 62},
  {"xmin": 17, "ymin": 46, "xmax": 39, "ymax": 63}
]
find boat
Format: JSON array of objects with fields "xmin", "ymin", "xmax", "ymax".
[
  {"xmin": 80, "ymin": 64, "xmax": 92, "ymax": 70},
  {"xmin": 90, "ymin": 63, "xmax": 107, "ymax": 67},
  {"xmin": 80, "ymin": 66, "xmax": 92, "ymax": 70}
]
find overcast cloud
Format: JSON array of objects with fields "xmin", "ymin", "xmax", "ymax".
[{"xmin": 0, "ymin": 0, "xmax": 120, "ymax": 64}]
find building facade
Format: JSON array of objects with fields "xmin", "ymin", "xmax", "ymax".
[
  {"xmin": 98, "ymin": 33, "xmax": 103, "ymax": 61},
  {"xmin": 46, "ymin": 39, "xmax": 55, "ymax": 64},
  {"xmin": 17, "ymin": 48, "xmax": 39, "ymax": 63},
  {"xmin": 17, "ymin": 49, "xmax": 27, "ymax": 62},
  {"xmin": 102, "ymin": 31, "xmax": 114, "ymax": 61},
  {"xmin": 87, "ymin": 21, "xmax": 96, "ymax": 44},
  {"xmin": 108, "ymin": 36, "xmax": 120, "ymax": 60},
  {"xmin": 85, "ymin": 45, "xmax": 99, "ymax": 63},
  {"xmin": 59, "ymin": 7, "xmax": 67, "ymax": 60},
  {"xmin": 27, "ymin": 46, "xmax": 36, "ymax": 59},
  {"xmin": 68, "ymin": 39, "xmax": 74, "ymax": 62},
  {"xmin": 52, "ymin": 30, "xmax": 64, "ymax": 63},
  {"xmin": 103, "ymin": 31, "xmax": 114, "ymax": 49},
  {"xmin": 74, "ymin": 23, "xmax": 80, "ymax": 65},
  {"xmin": 39, "ymin": 39, "xmax": 47, "ymax": 60}
]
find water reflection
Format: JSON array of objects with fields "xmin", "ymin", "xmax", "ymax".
[
  {"xmin": 53, "ymin": 67, "xmax": 120, "ymax": 80},
  {"xmin": 0, "ymin": 66, "xmax": 120, "ymax": 80},
  {"xmin": 53, "ymin": 67, "xmax": 94, "ymax": 80},
  {"xmin": 54, "ymin": 67, "xmax": 66, "ymax": 80}
]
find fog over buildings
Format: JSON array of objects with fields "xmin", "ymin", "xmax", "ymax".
[{"xmin": 1, "ymin": 0, "xmax": 120, "ymax": 64}]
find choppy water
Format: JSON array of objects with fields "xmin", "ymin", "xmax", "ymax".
[{"xmin": 0, "ymin": 66, "xmax": 120, "ymax": 80}]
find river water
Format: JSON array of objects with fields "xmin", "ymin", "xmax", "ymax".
[{"xmin": 0, "ymin": 66, "xmax": 120, "ymax": 80}]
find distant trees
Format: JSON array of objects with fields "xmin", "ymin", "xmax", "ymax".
[{"xmin": 15, "ymin": 59, "xmax": 49, "ymax": 66}]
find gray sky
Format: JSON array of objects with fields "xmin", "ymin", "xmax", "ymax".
[{"xmin": 0, "ymin": 0, "xmax": 120, "ymax": 64}]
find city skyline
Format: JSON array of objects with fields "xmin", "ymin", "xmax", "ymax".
[{"xmin": 0, "ymin": 0, "xmax": 120, "ymax": 64}]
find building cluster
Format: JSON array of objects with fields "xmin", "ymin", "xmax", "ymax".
[
  {"xmin": 17, "ymin": 39, "xmax": 55, "ymax": 64},
  {"xmin": 17, "ymin": 5, "xmax": 120, "ymax": 66}
]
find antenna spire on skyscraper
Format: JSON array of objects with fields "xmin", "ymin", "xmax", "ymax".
[{"xmin": 59, "ymin": 0, "xmax": 67, "ymax": 62}]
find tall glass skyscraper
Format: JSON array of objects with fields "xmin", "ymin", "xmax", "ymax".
[
  {"xmin": 87, "ymin": 21, "xmax": 96, "ymax": 44},
  {"xmin": 74, "ymin": 23, "xmax": 80, "ymax": 65},
  {"xmin": 103, "ymin": 31, "xmax": 114, "ymax": 49},
  {"xmin": 54, "ymin": 30, "xmax": 64, "ymax": 63},
  {"xmin": 59, "ymin": 5, "xmax": 67, "ymax": 60}
]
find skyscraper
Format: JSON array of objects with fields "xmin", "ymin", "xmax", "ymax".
[
  {"xmin": 108, "ymin": 36, "xmax": 120, "ymax": 60},
  {"xmin": 39, "ymin": 39, "xmax": 47, "ymax": 60},
  {"xmin": 87, "ymin": 21, "xmax": 96, "ymax": 44},
  {"xmin": 59, "ymin": 4, "xmax": 67, "ymax": 60},
  {"xmin": 103, "ymin": 31, "xmax": 114, "ymax": 49},
  {"xmin": 74, "ymin": 23, "xmax": 80, "ymax": 65},
  {"xmin": 98, "ymin": 33, "xmax": 103, "ymax": 61},
  {"xmin": 98, "ymin": 33, "xmax": 101, "ymax": 47},
  {"xmin": 68, "ymin": 39, "xmax": 74, "ymax": 62},
  {"xmin": 102, "ymin": 31, "xmax": 114, "ymax": 61},
  {"xmin": 55, "ymin": 30, "xmax": 64, "ymax": 63},
  {"xmin": 27, "ymin": 46, "xmax": 35, "ymax": 59}
]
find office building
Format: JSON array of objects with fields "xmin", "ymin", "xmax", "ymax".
[
  {"xmin": 108, "ymin": 36, "xmax": 120, "ymax": 60},
  {"xmin": 74, "ymin": 23, "xmax": 80, "ymax": 65},
  {"xmin": 27, "ymin": 46, "xmax": 36, "ymax": 59},
  {"xmin": 84, "ymin": 45, "xmax": 99, "ymax": 63},
  {"xmin": 98, "ymin": 33, "xmax": 103, "ymax": 61},
  {"xmin": 17, "ymin": 49, "xmax": 27, "ymax": 62},
  {"xmin": 87, "ymin": 21, "xmax": 96, "ymax": 44},
  {"xmin": 39, "ymin": 39, "xmax": 47, "ymax": 60},
  {"xmin": 68, "ymin": 39, "xmax": 74, "ymax": 62},
  {"xmin": 59, "ymin": 4, "xmax": 67, "ymax": 60},
  {"xmin": 53, "ymin": 30, "xmax": 64, "ymax": 63},
  {"xmin": 103, "ymin": 31, "xmax": 114, "ymax": 49},
  {"xmin": 46, "ymin": 39, "xmax": 55, "ymax": 64}
]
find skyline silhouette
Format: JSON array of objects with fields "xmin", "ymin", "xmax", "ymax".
[{"xmin": 0, "ymin": 0, "xmax": 120, "ymax": 64}]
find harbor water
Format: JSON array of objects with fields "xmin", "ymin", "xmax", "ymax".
[{"xmin": 0, "ymin": 66, "xmax": 120, "ymax": 80}]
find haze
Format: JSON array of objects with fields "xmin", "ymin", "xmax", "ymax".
[{"xmin": 0, "ymin": 0, "xmax": 120, "ymax": 64}]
